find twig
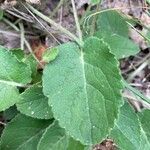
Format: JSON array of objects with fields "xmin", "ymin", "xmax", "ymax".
[
  {"xmin": 26, "ymin": 3, "xmax": 82, "ymax": 46},
  {"xmin": 3, "ymin": 18, "xmax": 19, "ymax": 31},
  {"xmin": 19, "ymin": 22, "xmax": 25, "ymax": 50},
  {"xmin": 127, "ymin": 60, "xmax": 149, "ymax": 82},
  {"xmin": 51, "ymin": 0, "xmax": 65, "ymax": 17},
  {"xmin": 24, "ymin": 39, "xmax": 44, "ymax": 69},
  {"xmin": 0, "ymin": 121, "xmax": 6, "ymax": 126},
  {"xmin": 71, "ymin": 0, "xmax": 83, "ymax": 45},
  {"xmin": 21, "ymin": 2, "xmax": 60, "ymax": 45}
]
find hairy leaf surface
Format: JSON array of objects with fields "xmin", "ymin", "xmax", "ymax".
[
  {"xmin": 17, "ymin": 85, "xmax": 53, "ymax": 119},
  {"xmin": 38, "ymin": 121, "xmax": 84, "ymax": 150},
  {"xmin": 110, "ymin": 102, "xmax": 141, "ymax": 150},
  {"xmin": 0, "ymin": 114, "xmax": 51, "ymax": 150},
  {"xmin": 96, "ymin": 11, "xmax": 140, "ymax": 59},
  {"xmin": 43, "ymin": 38, "xmax": 123, "ymax": 145}
]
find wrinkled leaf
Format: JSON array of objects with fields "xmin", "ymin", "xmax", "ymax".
[
  {"xmin": 38, "ymin": 121, "xmax": 84, "ymax": 150},
  {"xmin": 43, "ymin": 38, "xmax": 123, "ymax": 145},
  {"xmin": 17, "ymin": 85, "xmax": 53, "ymax": 119},
  {"xmin": 0, "ymin": 114, "xmax": 51, "ymax": 150},
  {"xmin": 110, "ymin": 102, "xmax": 141, "ymax": 150}
]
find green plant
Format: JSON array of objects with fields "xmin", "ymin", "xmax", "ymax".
[{"xmin": 0, "ymin": 1, "xmax": 150, "ymax": 150}]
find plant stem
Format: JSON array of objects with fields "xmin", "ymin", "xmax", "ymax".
[
  {"xmin": 51, "ymin": 0, "xmax": 65, "ymax": 17},
  {"xmin": 26, "ymin": 3, "xmax": 82, "ymax": 46},
  {"xmin": 19, "ymin": 22, "xmax": 25, "ymax": 50},
  {"xmin": 0, "ymin": 80, "xmax": 29, "ymax": 88},
  {"xmin": 71, "ymin": 0, "xmax": 83, "ymax": 45},
  {"xmin": 3, "ymin": 18, "xmax": 20, "ymax": 31},
  {"xmin": 22, "ymin": 2, "xmax": 60, "ymax": 45}
]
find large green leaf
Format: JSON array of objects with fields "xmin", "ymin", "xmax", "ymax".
[
  {"xmin": 43, "ymin": 38, "xmax": 123, "ymax": 145},
  {"xmin": 0, "ymin": 83, "xmax": 20, "ymax": 111},
  {"xmin": 96, "ymin": 11, "xmax": 140, "ymax": 59},
  {"xmin": 110, "ymin": 102, "xmax": 141, "ymax": 150},
  {"xmin": 37, "ymin": 121, "xmax": 84, "ymax": 150},
  {"xmin": 16, "ymin": 85, "xmax": 53, "ymax": 119},
  {"xmin": 0, "ymin": 114, "xmax": 51, "ymax": 150}
]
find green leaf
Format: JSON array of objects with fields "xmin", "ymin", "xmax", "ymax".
[
  {"xmin": 0, "ymin": 114, "xmax": 51, "ymax": 150},
  {"xmin": 90, "ymin": 0, "xmax": 100, "ymax": 5},
  {"xmin": 95, "ymin": 11, "xmax": 140, "ymax": 59},
  {"xmin": 24, "ymin": 55, "xmax": 38, "ymax": 78},
  {"xmin": 16, "ymin": 85, "xmax": 53, "ymax": 119},
  {"xmin": 0, "ymin": 83, "xmax": 21, "ymax": 111},
  {"xmin": 0, "ymin": 47, "xmax": 32, "ymax": 84},
  {"xmin": 43, "ymin": 38, "xmax": 123, "ymax": 145},
  {"xmin": 0, "ymin": 9, "xmax": 3, "ymax": 20},
  {"xmin": 110, "ymin": 102, "xmax": 141, "ymax": 150},
  {"xmin": 38, "ymin": 121, "xmax": 84, "ymax": 150},
  {"xmin": 0, "ymin": 47, "xmax": 32, "ymax": 111},
  {"xmin": 95, "ymin": 32, "xmax": 140, "ymax": 59},
  {"xmin": 3, "ymin": 106, "xmax": 18, "ymax": 120},
  {"xmin": 12, "ymin": 49, "xmax": 38, "ymax": 78},
  {"xmin": 139, "ymin": 128, "xmax": 150, "ymax": 150},
  {"xmin": 11, "ymin": 49, "xmax": 25, "ymax": 61},
  {"xmin": 138, "ymin": 110, "xmax": 150, "ymax": 142},
  {"xmin": 97, "ymin": 11, "xmax": 128, "ymax": 37},
  {"xmin": 42, "ymin": 47, "xmax": 59, "ymax": 63}
]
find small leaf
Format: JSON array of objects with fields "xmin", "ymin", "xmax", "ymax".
[
  {"xmin": 95, "ymin": 32, "xmax": 140, "ymax": 59},
  {"xmin": 42, "ymin": 47, "xmax": 59, "ymax": 63},
  {"xmin": 97, "ymin": 11, "xmax": 128, "ymax": 37},
  {"xmin": 95, "ymin": 11, "xmax": 140, "ymax": 59},
  {"xmin": 0, "ymin": 114, "xmax": 51, "ymax": 150},
  {"xmin": 16, "ymin": 85, "xmax": 53, "ymax": 119},
  {"xmin": 0, "ymin": 83, "xmax": 21, "ymax": 111},
  {"xmin": 0, "ymin": 47, "xmax": 32, "ymax": 84},
  {"xmin": 37, "ymin": 121, "xmax": 84, "ymax": 150},
  {"xmin": 43, "ymin": 39, "xmax": 123, "ymax": 145},
  {"xmin": 110, "ymin": 102, "xmax": 141, "ymax": 150}
]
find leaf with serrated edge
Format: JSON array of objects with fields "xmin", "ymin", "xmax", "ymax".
[
  {"xmin": 0, "ymin": 114, "xmax": 51, "ymax": 150},
  {"xmin": 96, "ymin": 11, "xmax": 140, "ymax": 59},
  {"xmin": 138, "ymin": 110, "xmax": 150, "ymax": 149},
  {"xmin": 38, "ymin": 121, "xmax": 84, "ymax": 150},
  {"xmin": 16, "ymin": 85, "xmax": 53, "ymax": 119},
  {"xmin": 43, "ymin": 38, "xmax": 123, "ymax": 145},
  {"xmin": 110, "ymin": 102, "xmax": 141, "ymax": 150}
]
